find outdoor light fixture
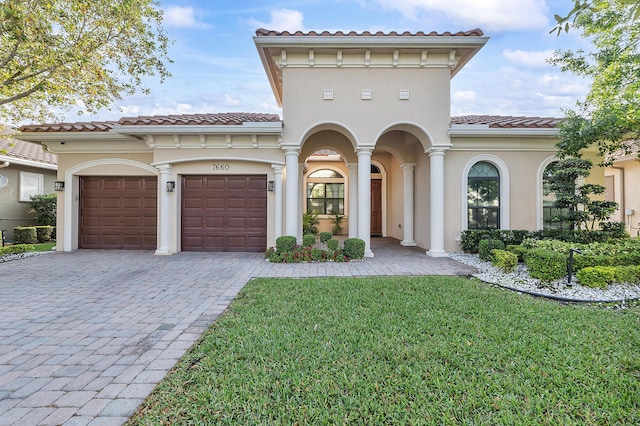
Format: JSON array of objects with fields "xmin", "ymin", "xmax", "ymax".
[
  {"xmin": 54, "ymin": 181, "xmax": 65, "ymax": 191},
  {"xmin": 166, "ymin": 181, "xmax": 176, "ymax": 192},
  {"xmin": 267, "ymin": 180, "xmax": 275, "ymax": 192}
]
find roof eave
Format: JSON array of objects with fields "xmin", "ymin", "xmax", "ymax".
[
  {"xmin": 449, "ymin": 125, "xmax": 559, "ymax": 138},
  {"xmin": 0, "ymin": 154, "xmax": 57, "ymax": 170},
  {"xmin": 115, "ymin": 122, "xmax": 283, "ymax": 136}
]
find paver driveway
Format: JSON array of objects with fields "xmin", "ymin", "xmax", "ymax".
[{"xmin": 0, "ymin": 240, "xmax": 475, "ymax": 425}]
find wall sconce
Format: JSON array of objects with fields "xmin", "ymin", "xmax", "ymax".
[
  {"xmin": 267, "ymin": 180, "xmax": 275, "ymax": 192},
  {"xmin": 54, "ymin": 181, "xmax": 65, "ymax": 191},
  {"xmin": 166, "ymin": 181, "xmax": 176, "ymax": 192}
]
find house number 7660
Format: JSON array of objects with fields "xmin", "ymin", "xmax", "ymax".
[{"xmin": 212, "ymin": 163, "xmax": 230, "ymax": 171}]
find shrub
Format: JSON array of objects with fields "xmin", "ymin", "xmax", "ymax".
[
  {"xmin": 343, "ymin": 238, "xmax": 365, "ymax": 260},
  {"xmin": 302, "ymin": 212, "xmax": 319, "ymax": 235},
  {"xmin": 331, "ymin": 212, "xmax": 345, "ymax": 235},
  {"xmin": 264, "ymin": 247, "xmax": 275, "ymax": 259},
  {"xmin": 614, "ymin": 266, "xmax": 640, "ymax": 284},
  {"xmin": 525, "ymin": 249, "xmax": 567, "ymax": 283},
  {"xmin": 460, "ymin": 230, "xmax": 531, "ymax": 253},
  {"xmin": 576, "ymin": 267, "xmax": 616, "ymax": 288},
  {"xmin": 491, "ymin": 249, "xmax": 518, "ymax": 273},
  {"xmin": 0, "ymin": 244, "xmax": 34, "ymax": 256},
  {"xmin": 276, "ymin": 236, "xmax": 297, "ymax": 253},
  {"xmin": 34, "ymin": 225, "xmax": 54, "ymax": 242},
  {"xmin": 311, "ymin": 248, "xmax": 325, "ymax": 261},
  {"xmin": 302, "ymin": 234, "xmax": 316, "ymax": 248},
  {"xmin": 14, "ymin": 227, "xmax": 38, "ymax": 244},
  {"xmin": 327, "ymin": 238, "xmax": 339, "ymax": 251},
  {"xmin": 29, "ymin": 194, "xmax": 57, "ymax": 226},
  {"xmin": 599, "ymin": 221, "xmax": 629, "ymax": 239},
  {"xmin": 319, "ymin": 232, "xmax": 333, "ymax": 244},
  {"xmin": 506, "ymin": 244, "xmax": 528, "ymax": 263},
  {"xmin": 478, "ymin": 239, "xmax": 505, "ymax": 262}
]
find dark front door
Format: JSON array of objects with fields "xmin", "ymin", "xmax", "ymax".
[{"xmin": 371, "ymin": 179, "xmax": 382, "ymax": 236}]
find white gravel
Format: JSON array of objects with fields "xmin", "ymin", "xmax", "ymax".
[
  {"xmin": 0, "ymin": 250, "xmax": 55, "ymax": 263},
  {"xmin": 450, "ymin": 252, "xmax": 640, "ymax": 303}
]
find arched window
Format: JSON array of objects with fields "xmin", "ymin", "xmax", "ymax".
[
  {"xmin": 306, "ymin": 169, "xmax": 345, "ymax": 215},
  {"xmin": 468, "ymin": 161, "xmax": 500, "ymax": 230},
  {"xmin": 542, "ymin": 162, "xmax": 571, "ymax": 230}
]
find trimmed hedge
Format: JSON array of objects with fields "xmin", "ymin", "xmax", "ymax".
[
  {"xmin": 460, "ymin": 230, "xmax": 532, "ymax": 253},
  {"xmin": 506, "ymin": 244, "xmax": 529, "ymax": 263},
  {"xmin": 14, "ymin": 227, "xmax": 38, "ymax": 244},
  {"xmin": 478, "ymin": 239, "xmax": 505, "ymax": 261},
  {"xmin": 35, "ymin": 226, "xmax": 54, "ymax": 242},
  {"xmin": 491, "ymin": 249, "xmax": 518, "ymax": 273},
  {"xmin": 302, "ymin": 234, "xmax": 316, "ymax": 248},
  {"xmin": 343, "ymin": 238, "xmax": 365, "ymax": 260},
  {"xmin": 524, "ymin": 249, "xmax": 567, "ymax": 283},
  {"xmin": 327, "ymin": 238, "xmax": 339, "ymax": 251},
  {"xmin": 276, "ymin": 236, "xmax": 297, "ymax": 253},
  {"xmin": 0, "ymin": 244, "xmax": 34, "ymax": 256},
  {"xmin": 572, "ymin": 252, "xmax": 640, "ymax": 271},
  {"xmin": 576, "ymin": 265, "xmax": 640, "ymax": 288},
  {"xmin": 319, "ymin": 232, "xmax": 332, "ymax": 243}
]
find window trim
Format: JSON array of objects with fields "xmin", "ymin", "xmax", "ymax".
[
  {"xmin": 304, "ymin": 166, "xmax": 346, "ymax": 216},
  {"xmin": 461, "ymin": 155, "xmax": 510, "ymax": 231},
  {"xmin": 19, "ymin": 171, "xmax": 44, "ymax": 202}
]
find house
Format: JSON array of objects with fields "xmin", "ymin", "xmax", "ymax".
[
  {"xmin": 17, "ymin": 28, "xmax": 608, "ymax": 256},
  {"xmin": 0, "ymin": 138, "xmax": 58, "ymax": 242},
  {"xmin": 605, "ymin": 150, "xmax": 640, "ymax": 237}
]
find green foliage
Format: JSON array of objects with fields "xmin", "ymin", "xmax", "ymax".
[
  {"xmin": 13, "ymin": 226, "xmax": 37, "ymax": 244},
  {"xmin": 275, "ymin": 236, "xmax": 297, "ymax": 253},
  {"xmin": 311, "ymin": 248, "xmax": 326, "ymax": 262},
  {"xmin": 491, "ymin": 249, "xmax": 518, "ymax": 273},
  {"xmin": 327, "ymin": 238, "xmax": 339, "ymax": 251},
  {"xmin": 343, "ymin": 238, "xmax": 365, "ymax": 260},
  {"xmin": 1, "ymin": 0, "xmax": 172, "ymax": 126},
  {"xmin": 478, "ymin": 239, "xmax": 505, "ymax": 261},
  {"xmin": 302, "ymin": 212, "xmax": 319, "ymax": 235},
  {"xmin": 28, "ymin": 194, "xmax": 56, "ymax": 226},
  {"xmin": 0, "ymin": 243, "xmax": 33, "ymax": 255},
  {"xmin": 331, "ymin": 212, "xmax": 345, "ymax": 235},
  {"xmin": 319, "ymin": 231, "xmax": 332, "ymax": 243},
  {"xmin": 302, "ymin": 234, "xmax": 316, "ymax": 248},
  {"xmin": 525, "ymin": 249, "xmax": 568, "ymax": 282},
  {"xmin": 34, "ymin": 225, "xmax": 53, "ymax": 242},
  {"xmin": 506, "ymin": 244, "xmax": 529, "ymax": 263},
  {"xmin": 460, "ymin": 230, "xmax": 531, "ymax": 253},
  {"xmin": 600, "ymin": 221, "xmax": 628, "ymax": 238},
  {"xmin": 576, "ymin": 266, "xmax": 617, "ymax": 288}
]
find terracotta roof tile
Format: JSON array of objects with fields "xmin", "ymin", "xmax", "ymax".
[
  {"xmin": 255, "ymin": 28, "xmax": 484, "ymax": 37},
  {"xmin": 20, "ymin": 121, "xmax": 119, "ymax": 133},
  {"xmin": 451, "ymin": 115, "xmax": 562, "ymax": 128},
  {"xmin": 118, "ymin": 112, "xmax": 281, "ymax": 126},
  {"xmin": 0, "ymin": 138, "xmax": 57, "ymax": 165}
]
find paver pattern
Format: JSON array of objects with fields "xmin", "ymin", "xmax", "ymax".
[{"xmin": 0, "ymin": 238, "xmax": 475, "ymax": 425}]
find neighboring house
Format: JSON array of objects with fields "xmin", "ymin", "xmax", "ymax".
[
  {"xmin": 18, "ymin": 28, "xmax": 608, "ymax": 256},
  {"xmin": 0, "ymin": 138, "xmax": 58, "ymax": 242}
]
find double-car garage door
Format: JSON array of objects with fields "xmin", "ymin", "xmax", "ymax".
[{"xmin": 79, "ymin": 175, "xmax": 267, "ymax": 252}]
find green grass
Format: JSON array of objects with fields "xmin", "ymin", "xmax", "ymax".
[
  {"xmin": 30, "ymin": 242, "xmax": 56, "ymax": 252},
  {"xmin": 128, "ymin": 276, "xmax": 640, "ymax": 425}
]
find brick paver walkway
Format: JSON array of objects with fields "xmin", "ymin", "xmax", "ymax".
[{"xmin": 0, "ymin": 238, "xmax": 475, "ymax": 425}]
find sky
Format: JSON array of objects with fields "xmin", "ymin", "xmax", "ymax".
[{"xmin": 68, "ymin": 0, "xmax": 592, "ymax": 122}]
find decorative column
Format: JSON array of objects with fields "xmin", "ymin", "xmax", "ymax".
[
  {"xmin": 357, "ymin": 148, "xmax": 374, "ymax": 257},
  {"xmin": 400, "ymin": 163, "xmax": 416, "ymax": 246},
  {"xmin": 283, "ymin": 148, "xmax": 300, "ymax": 239},
  {"xmin": 272, "ymin": 165, "xmax": 284, "ymax": 239},
  {"xmin": 427, "ymin": 148, "xmax": 447, "ymax": 257},
  {"xmin": 155, "ymin": 164, "xmax": 173, "ymax": 255},
  {"xmin": 347, "ymin": 162, "xmax": 358, "ymax": 238}
]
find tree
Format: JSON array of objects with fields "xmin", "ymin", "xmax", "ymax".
[
  {"xmin": 545, "ymin": 157, "xmax": 617, "ymax": 232},
  {"xmin": 551, "ymin": 0, "xmax": 640, "ymax": 35},
  {"xmin": 0, "ymin": 0, "xmax": 171, "ymax": 127},
  {"xmin": 549, "ymin": 0, "xmax": 640, "ymax": 163}
]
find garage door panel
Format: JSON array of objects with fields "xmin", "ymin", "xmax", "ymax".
[{"xmin": 182, "ymin": 175, "xmax": 266, "ymax": 252}]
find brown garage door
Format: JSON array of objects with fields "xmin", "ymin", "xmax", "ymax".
[
  {"xmin": 182, "ymin": 175, "xmax": 267, "ymax": 252},
  {"xmin": 79, "ymin": 176, "xmax": 157, "ymax": 250}
]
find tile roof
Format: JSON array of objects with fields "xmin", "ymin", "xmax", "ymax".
[
  {"xmin": 20, "ymin": 113, "xmax": 282, "ymax": 133},
  {"xmin": 0, "ymin": 138, "xmax": 57, "ymax": 165},
  {"xmin": 255, "ymin": 28, "xmax": 485, "ymax": 37},
  {"xmin": 451, "ymin": 115, "xmax": 562, "ymax": 128}
]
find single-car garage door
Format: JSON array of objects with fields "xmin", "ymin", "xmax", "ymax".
[
  {"xmin": 182, "ymin": 175, "xmax": 267, "ymax": 252},
  {"xmin": 79, "ymin": 176, "xmax": 157, "ymax": 250}
]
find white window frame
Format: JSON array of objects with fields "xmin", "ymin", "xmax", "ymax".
[
  {"xmin": 461, "ymin": 155, "xmax": 510, "ymax": 231},
  {"xmin": 19, "ymin": 171, "xmax": 44, "ymax": 202}
]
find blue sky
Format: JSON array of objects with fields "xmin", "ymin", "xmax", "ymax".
[{"xmin": 73, "ymin": 0, "xmax": 591, "ymax": 122}]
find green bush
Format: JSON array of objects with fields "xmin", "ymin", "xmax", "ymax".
[
  {"xmin": 311, "ymin": 248, "xmax": 326, "ymax": 261},
  {"xmin": 343, "ymin": 238, "xmax": 365, "ymax": 260},
  {"xmin": 478, "ymin": 239, "xmax": 505, "ymax": 261},
  {"xmin": 302, "ymin": 234, "xmax": 316, "ymax": 248},
  {"xmin": 327, "ymin": 238, "xmax": 339, "ymax": 251},
  {"xmin": 302, "ymin": 212, "xmax": 319, "ymax": 235},
  {"xmin": 506, "ymin": 245, "xmax": 528, "ymax": 263},
  {"xmin": 14, "ymin": 227, "xmax": 38, "ymax": 244},
  {"xmin": 576, "ymin": 267, "xmax": 616, "ymax": 288},
  {"xmin": 460, "ymin": 230, "xmax": 531, "ymax": 253},
  {"xmin": 573, "ymin": 252, "xmax": 640, "ymax": 271},
  {"xmin": 614, "ymin": 266, "xmax": 640, "ymax": 284},
  {"xmin": 319, "ymin": 232, "xmax": 333, "ymax": 243},
  {"xmin": 491, "ymin": 249, "xmax": 518, "ymax": 273},
  {"xmin": 34, "ymin": 225, "xmax": 54, "ymax": 242},
  {"xmin": 0, "ymin": 244, "xmax": 34, "ymax": 255},
  {"xmin": 525, "ymin": 249, "xmax": 568, "ymax": 283},
  {"xmin": 276, "ymin": 236, "xmax": 297, "ymax": 253},
  {"xmin": 599, "ymin": 221, "xmax": 628, "ymax": 239},
  {"xmin": 29, "ymin": 193, "xmax": 57, "ymax": 226}
]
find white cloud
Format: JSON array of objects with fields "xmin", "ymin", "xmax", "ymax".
[
  {"xmin": 248, "ymin": 9, "xmax": 305, "ymax": 31},
  {"xmin": 371, "ymin": 0, "xmax": 549, "ymax": 31},
  {"xmin": 164, "ymin": 6, "xmax": 208, "ymax": 29},
  {"xmin": 224, "ymin": 94, "xmax": 241, "ymax": 106},
  {"xmin": 453, "ymin": 90, "xmax": 476, "ymax": 101},
  {"xmin": 503, "ymin": 49, "xmax": 555, "ymax": 68}
]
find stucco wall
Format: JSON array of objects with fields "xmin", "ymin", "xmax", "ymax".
[{"xmin": 607, "ymin": 158, "xmax": 640, "ymax": 237}]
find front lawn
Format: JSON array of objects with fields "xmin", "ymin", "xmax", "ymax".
[{"xmin": 129, "ymin": 276, "xmax": 640, "ymax": 425}]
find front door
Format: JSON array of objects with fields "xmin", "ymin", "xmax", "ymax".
[{"xmin": 371, "ymin": 179, "xmax": 382, "ymax": 236}]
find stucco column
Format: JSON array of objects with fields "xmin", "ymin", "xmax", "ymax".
[
  {"xmin": 427, "ymin": 148, "xmax": 448, "ymax": 257},
  {"xmin": 272, "ymin": 165, "xmax": 284, "ymax": 239},
  {"xmin": 347, "ymin": 162, "xmax": 358, "ymax": 238},
  {"xmin": 284, "ymin": 148, "xmax": 300, "ymax": 239},
  {"xmin": 155, "ymin": 164, "xmax": 173, "ymax": 255},
  {"xmin": 401, "ymin": 163, "xmax": 416, "ymax": 246},
  {"xmin": 357, "ymin": 148, "xmax": 374, "ymax": 257}
]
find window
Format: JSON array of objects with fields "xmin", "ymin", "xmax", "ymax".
[
  {"xmin": 542, "ymin": 162, "xmax": 572, "ymax": 230},
  {"xmin": 467, "ymin": 161, "xmax": 500, "ymax": 229},
  {"xmin": 19, "ymin": 171, "xmax": 44, "ymax": 202},
  {"xmin": 306, "ymin": 169, "xmax": 345, "ymax": 215}
]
